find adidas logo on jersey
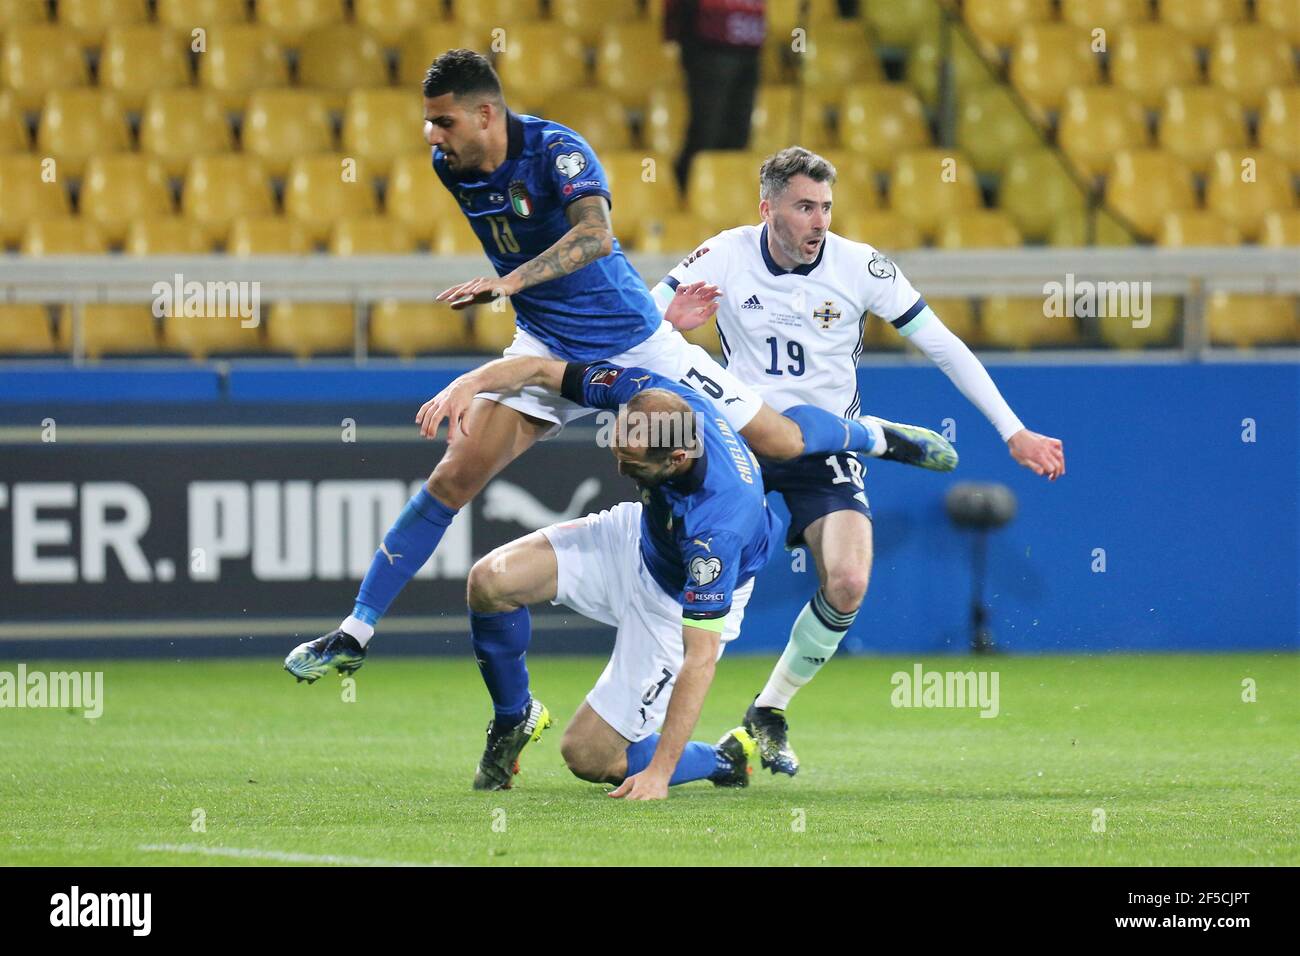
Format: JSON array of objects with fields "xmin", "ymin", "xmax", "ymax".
[{"xmin": 741, "ymin": 294, "xmax": 764, "ymax": 310}]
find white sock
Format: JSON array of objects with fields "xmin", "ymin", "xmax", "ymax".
[
  {"xmin": 755, "ymin": 589, "xmax": 855, "ymax": 710},
  {"xmin": 859, "ymin": 416, "xmax": 887, "ymax": 458},
  {"xmin": 341, "ymin": 615, "xmax": 375, "ymax": 647}
]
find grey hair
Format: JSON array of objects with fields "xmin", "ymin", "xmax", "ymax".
[{"xmin": 758, "ymin": 147, "xmax": 837, "ymax": 201}]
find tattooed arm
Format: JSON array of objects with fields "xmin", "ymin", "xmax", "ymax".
[{"xmin": 436, "ymin": 196, "xmax": 615, "ymax": 309}]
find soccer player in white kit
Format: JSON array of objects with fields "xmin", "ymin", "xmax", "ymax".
[{"xmin": 650, "ymin": 147, "xmax": 1066, "ymax": 775}]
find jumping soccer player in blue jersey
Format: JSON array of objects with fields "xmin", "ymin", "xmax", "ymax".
[
  {"xmin": 283, "ymin": 51, "xmax": 953, "ymax": 753},
  {"xmin": 416, "ymin": 354, "xmax": 779, "ymax": 796}
]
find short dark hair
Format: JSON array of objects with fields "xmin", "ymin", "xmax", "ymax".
[
  {"xmin": 422, "ymin": 49, "xmax": 503, "ymax": 102},
  {"xmin": 759, "ymin": 147, "xmax": 837, "ymax": 201}
]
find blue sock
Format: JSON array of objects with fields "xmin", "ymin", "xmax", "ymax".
[
  {"xmin": 624, "ymin": 735, "xmax": 726, "ymax": 785},
  {"xmin": 785, "ymin": 404, "xmax": 876, "ymax": 455},
  {"xmin": 352, "ymin": 487, "xmax": 457, "ymax": 626},
  {"xmin": 469, "ymin": 606, "xmax": 532, "ymax": 725}
]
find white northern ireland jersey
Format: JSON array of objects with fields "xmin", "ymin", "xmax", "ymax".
[{"xmin": 664, "ymin": 224, "xmax": 926, "ymax": 416}]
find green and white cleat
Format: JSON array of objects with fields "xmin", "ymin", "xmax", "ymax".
[
  {"xmin": 711, "ymin": 726, "xmax": 757, "ymax": 788},
  {"xmin": 472, "ymin": 698, "xmax": 553, "ymax": 791},
  {"xmin": 283, "ymin": 629, "xmax": 367, "ymax": 683},
  {"xmin": 863, "ymin": 415, "xmax": 959, "ymax": 472}
]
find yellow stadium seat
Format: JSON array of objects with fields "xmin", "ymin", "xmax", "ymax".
[
  {"xmin": 354, "ymin": 0, "xmax": 428, "ymax": 48},
  {"xmin": 164, "ymin": 313, "xmax": 263, "ymax": 357},
  {"xmin": 1157, "ymin": 87, "xmax": 1248, "ymax": 175},
  {"xmin": 396, "ymin": 24, "xmax": 492, "ymax": 87},
  {"xmin": 79, "ymin": 155, "xmax": 175, "ymax": 245},
  {"xmin": 767, "ymin": 0, "xmax": 843, "ymax": 35},
  {"xmin": 637, "ymin": 213, "xmax": 711, "ymax": 255},
  {"xmin": 935, "ymin": 210, "xmax": 1023, "ymax": 249},
  {"xmin": 604, "ymin": 150, "xmax": 681, "ymax": 236},
  {"xmin": 369, "ymin": 301, "xmax": 473, "ymax": 357},
  {"xmin": 1157, "ymin": 0, "xmax": 1247, "ymax": 46},
  {"xmin": 21, "ymin": 218, "xmax": 106, "ymax": 255},
  {"xmin": 341, "ymin": 89, "xmax": 422, "ymax": 177},
  {"xmin": 0, "ymin": 91, "xmax": 29, "ymax": 151},
  {"xmin": 473, "ymin": 300, "xmax": 519, "ymax": 353},
  {"xmin": 1156, "ymin": 210, "xmax": 1242, "ymax": 247},
  {"xmin": 760, "ymin": 33, "xmax": 792, "ymax": 86},
  {"xmin": 227, "ymin": 216, "xmax": 313, "ymax": 255},
  {"xmin": 956, "ymin": 85, "xmax": 1042, "ymax": 175},
  {"xmin": 839, "ymin": 84, "xmax": 930, "ymax": 169},
  {"xmin": 687, "ymin": 151, "xmax": 765, "ymax": 231},
  {"xmin": 449, "ymin": 0, "xmax": 542, "ymax": 30},
  {"xmin": 1257, "ymin": 0, "xmax": 1300, "ymax": 44},
  {"xmin": 965, "ymin": 0, "xmax": 1052, "ymax": 51},
  {"xmin": 679, "ymin": 314, "xmax": 723, "ymax": 357},
  {"xmin": 1098, "ymin": 295, "xmax": 1181, "ymax": 349},
  {"xmin": 59, "ymin": 0, "xmax": 148, "ymax": 46},
  {"xmin": 140, "ymin": 89, "xmax": 233, "ymax": 179},
  {"xmin": 386, "ymin": 153, "xmax": 464, "ymax": 244},
  {"xmin": 496, "ymin": 23, "xmax": 587, "ymax": 114},
  {"xmin": 284, "ymin": 155, "xmax": 379, "ymax": 243},
  {"xmin": 1208, "ymin": 24, "xmax": 1297, "ymax": 111},
  {"xmin": 1205, "ymin": 149, "xmax": 1297, "ymax": 242},
  {"xmin": 815, "ymin": 150, "xmax": 878, "ymax": 214},
  {"xmin": 329, "ymin": 217, "xmax": 415, "ymax": 255},
  {"xmin": 833, "ymin": 210, "xmax": 923, "ymax": 250},
  {"xmin": 1048, "ymin": 207, "xmax": 1138, "ymax": 246},
  {"xmin": 1206, "ymin": 293, "xmax": 1298, "ymax": 347},
  {"xmin": 1103, "ymin": 148, "xmax": 1197, "ymax": 240},
  {"xmin": 265, "ymin": 303, "xmax": 356, "ymax": 358},
  {"xmin": 887, "ymin": 149, "xmax": 981, "ymax": 241},
  {"xmin": 538, "ymin": 89, "xmax": 632, "ymax": 153},
  {"xmin": 981, "ymin": 297, "xmax": 1079, "ymax": 349},
  {"xmin": 1261, "ymin": 210, "xmax": 1300, "ymax": 247},
  {"xmin": 1061, "ymin": 0, "xmax": 1151, "ymax": 29},
  {"xmin": 0, "ymin": 154, "xmax": 70, "ymax": 245},
  {"xmin": 157, "ymin": 0, "xmax": 248, "ymax": 30},
  {"xmin": 242, "ymin": 90, "xmax": 335, "ymax": 178},
  {"xmin": 925, "ymin": 298, "xmax": 979, "ymax": 345},
  {"xmin": 255, "ymin": 0, "xmax": 344, "ymax": 46},
  {"xmin": 1010, "ymin": 24, "xmax": 1101, "ymax": 121},
  {"xmin": 749, "ymin": 85, "xmax": 834, "ymax": 155},
  {"xmin": 432, "ymin": 214, "xmax": 485, "ymax": 255},
  {"xmin": 862, "ymin": 0, "xmax": 940, "ymax": 47},
  {"xmin": 182, "ymin": 154, "xmax": 276, "ymax": 243},
  {"xmin": 1261, "ymin": 87, "xmax": 1300, "ymax": 173},
  {"xmin": 997, "ymin": 148, "xmax": 1089, "ymax": 242},
  {"xmin": 0, "ymin": 306, "xmax": 57, "ymax": 354},
  {"xmin": 596, "ymin": 21, "xmax": 683, "ymax": 110},
  {"xmin": 198, "ymin": 24, "xmax": 289, "ymax": 111},
  {"xmin": 0, "ymin": 0, "xmax": 48, "ymax": 27},
  {"xmin": 798, "ymin": 28, "xmax": 883, "ymax": 109},
  {"xmin": 124, "ymin": 217, "xmax": 212, "ymax": 254},
  {"xmin": 907, "ymin": 24, "xmax": 993, "ymax": 110},
  {"xmin": 1, "ymin": 25, "xmax": 89, "ymax": 112},
  {"xmin": 36, "ymin": 89, "xmax": 130, "ymax": 179},
  {"xmin": 66, "ymin": 306, "xmax": 159, "ymax": 357},
  {"xmin": 644, "ymin": 86, "xmax": 687, "ymax": 157},
  {"xmin": 551, "ymin": 0, "xmax": 640, "ymax": 46},
  {"xmin": 1111, "ymin": 24, "xmax": 1199, "ymax": 111},
  {"xmin": 1057, "ymin": 86, "xmax": 1151, "ymax": 179},
  {"xmin": 297, "ymin": 25, "xmax": 388, "ymax": 111},
  {"xmin": 100, "ymin": 25, "xmax": 192, "ymax": 113}
]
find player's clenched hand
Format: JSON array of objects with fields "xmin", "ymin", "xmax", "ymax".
[
  {"xmin": 1007, "ymin": 429, "xmax": 1066, "ymax": 481},
  {"xmin": 436, "ymin": 275, "xmax": 520, "ymax": 310},
  {"xmin": 608, "ymin": 770, "xmax": 670, "ymax": 801},
  {"xmin": 664, "ymin": 281, "xmax": 722, "ymax": 332},
  {"xmin": 415, "ymin": 375, "xmax": 480, "ymax": 442}
]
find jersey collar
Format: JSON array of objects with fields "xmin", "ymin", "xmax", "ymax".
[
  {"xmin": 759, "ymin": 223, "xmax": 826, "ymax": 277},
  {"xmin": 505, "ymin": 109, "xmax": 524, "ymax": 160}
]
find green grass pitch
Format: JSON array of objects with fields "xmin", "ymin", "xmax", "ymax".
[{"xmin": 1, "ymin": 653, "xmax": 1296, "ymax": 866}]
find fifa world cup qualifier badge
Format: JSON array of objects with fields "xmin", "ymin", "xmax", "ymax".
[{"xmin": 509, "ymin": 181, "xmax": 533, "ymax": 218}]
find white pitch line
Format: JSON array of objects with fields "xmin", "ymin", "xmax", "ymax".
[{"xmin": 138, "ymin": 843, "xmax": 446, "ymax": 867}]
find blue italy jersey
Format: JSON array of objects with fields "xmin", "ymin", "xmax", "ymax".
[
  {"xmin": 561, "ymin": 361, "xmax": 779, "ymax": 628},
  {"xmin": 432, "ymin": 112, "xmax": 661, "ymax": 362}
]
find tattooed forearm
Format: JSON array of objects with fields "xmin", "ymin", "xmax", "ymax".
[{"xmin": 507, "ymin": 196, "xmax": 614, "ymax": 292}]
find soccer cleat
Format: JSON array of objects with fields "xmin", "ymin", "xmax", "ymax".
[
  {"xmin": 711, "ymin": 726, "xmax": 757, "ymax": 788},
  {"xmin": 472, "ymin": 698, "xmax": 553, "ymax": 791},
  {"xmin": 862, "ymin": 415, "xmax": 959, "ymax": 472},
  {"xmin": 743, "ymin": 699, "xmax": 799, "ymax": 776},
  {"xmin": 283, "ymin": 629, "xmax": 367, "ymax": 684}
]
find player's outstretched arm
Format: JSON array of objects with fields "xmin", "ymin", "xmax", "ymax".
[
  {"xmin": 415, "ymin": 356, "xmax": 566, "ymax": 440},
  {"xmin": 609, "ymin": 624, "xmax": 720, "ymax": 801},
  {"xmin": 436, "ymin": 196, "xmax": 615, "ymax": 309}
]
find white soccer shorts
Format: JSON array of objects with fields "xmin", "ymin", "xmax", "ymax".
[{"xmin": 539, "ymin": 500, "xmax": 754, "ymax": 743}]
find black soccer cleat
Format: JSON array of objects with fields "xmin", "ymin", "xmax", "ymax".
[
  {"xmin": 283, "ymin": 629, "xmax": 367, "ymax": 683},
  {"xmin": 862, "ymin": 415, "xmax": 959, "ymax": 472},
  {"xmin": 743, "ymin": 699, "xmax": 800, "ymax": 776},
  {"xmin": 472, "ymin": 698, "xmax": 553, "ymax": 791},
  {"xmin": 711, "ymin": 726, "xmax": 757, "ymax": 788}
]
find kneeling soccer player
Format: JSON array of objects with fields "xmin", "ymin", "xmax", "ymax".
[{"xmin": 418, "ymin": 353, "xmax": 781, "ymax": 799}]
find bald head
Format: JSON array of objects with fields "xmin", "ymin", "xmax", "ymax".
[{"xmin": 610, "ymin": 388, "xmax": 701, "ymax": 485}]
